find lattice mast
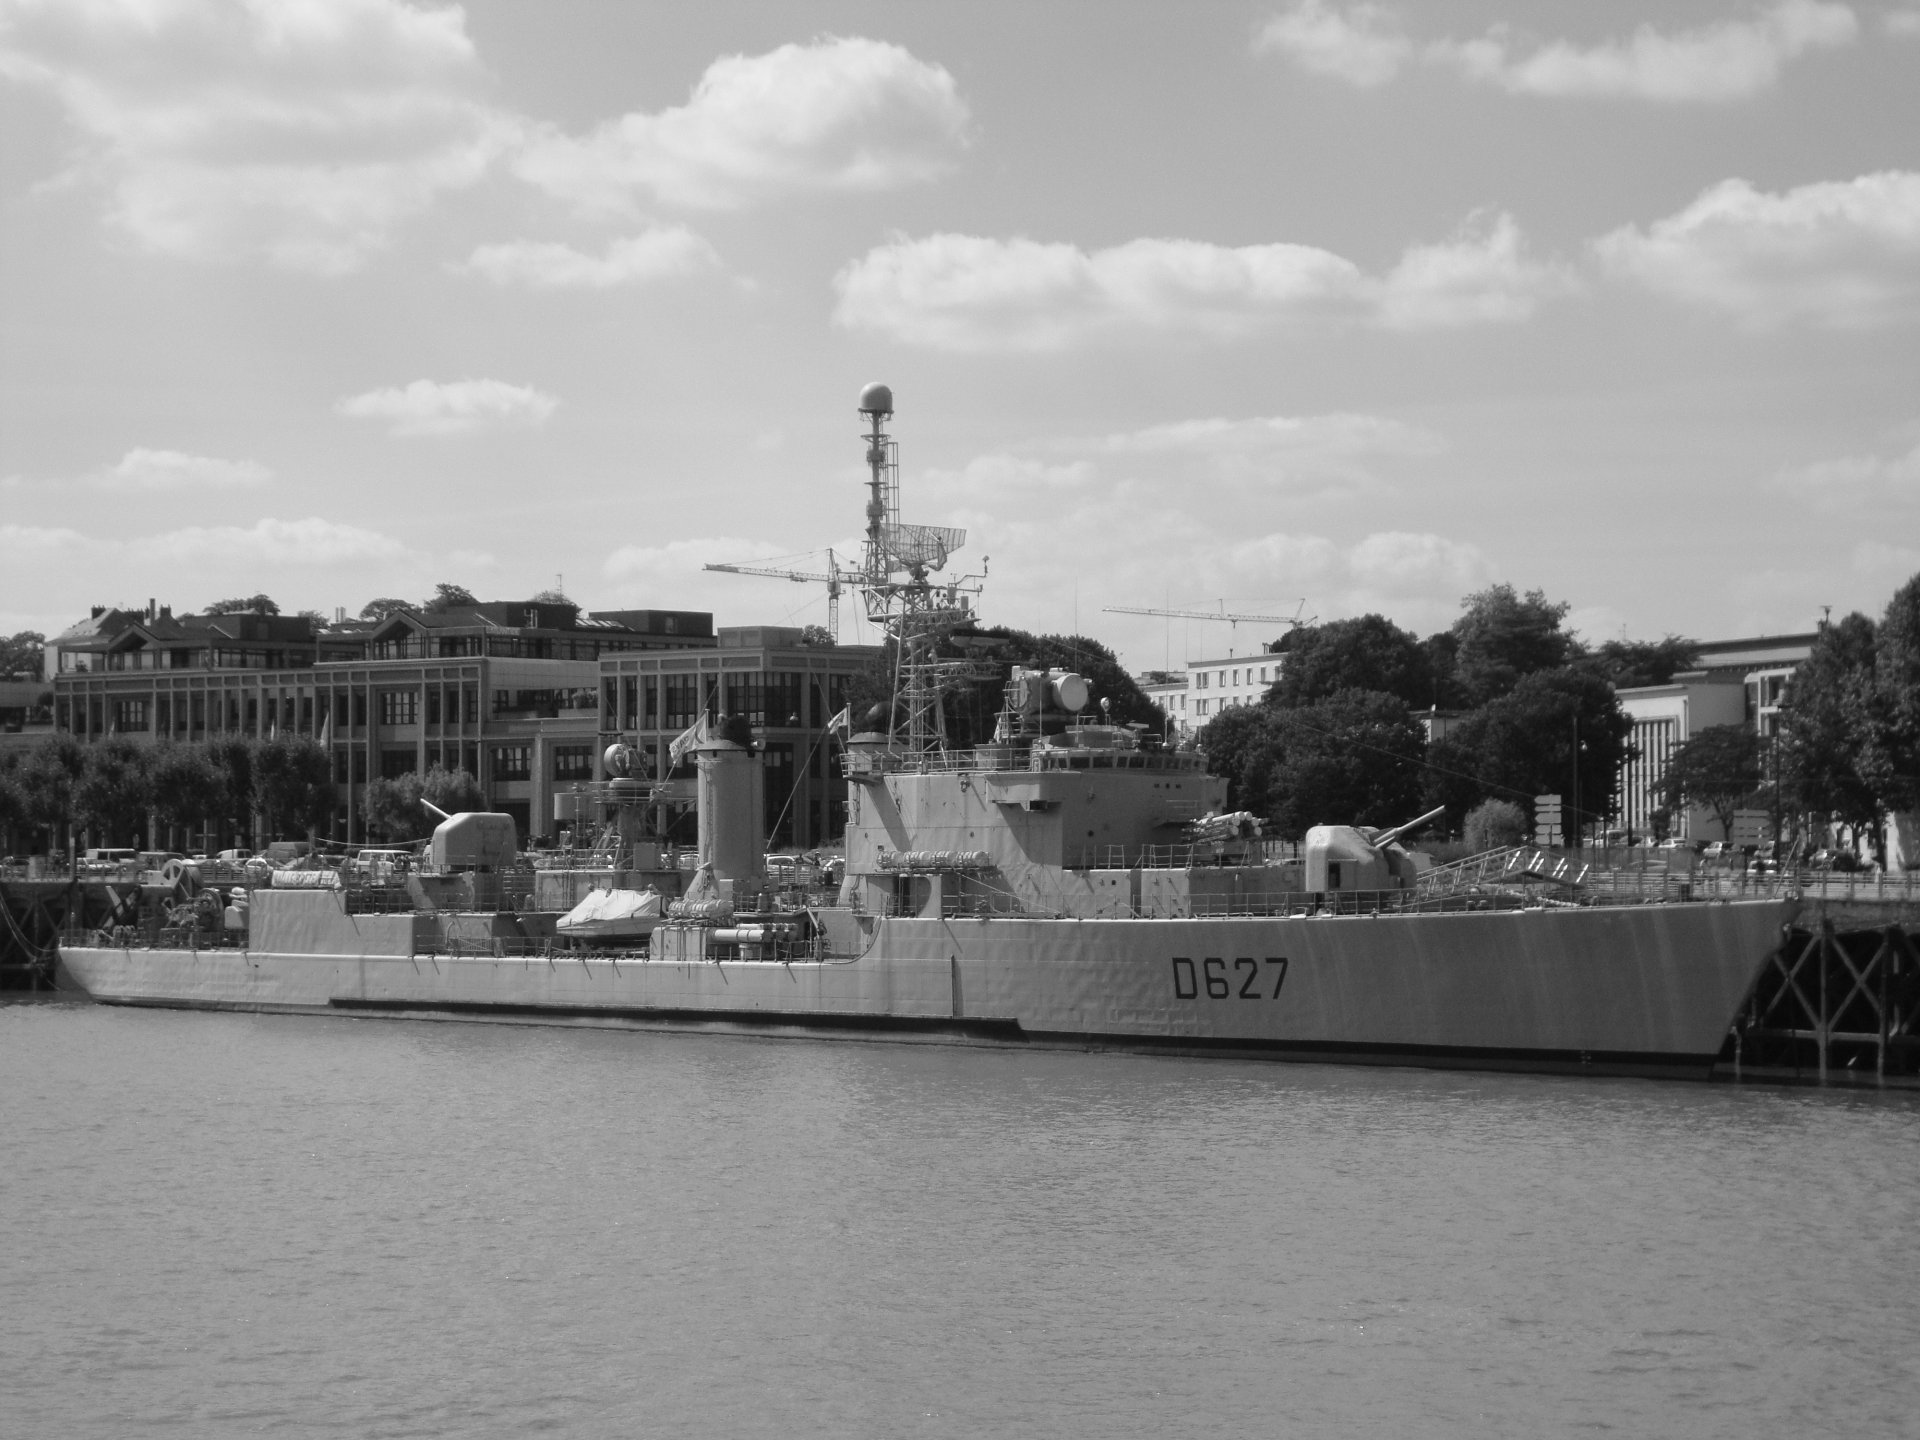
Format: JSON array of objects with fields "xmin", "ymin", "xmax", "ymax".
[{"xmin": 854, "ymin": 383, "xmax": 987, "ymax": 761}]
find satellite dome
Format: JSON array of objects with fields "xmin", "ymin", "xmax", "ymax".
[{"xmin": 858, "ymin": 382, "xmax": 893, "ymax": 416}]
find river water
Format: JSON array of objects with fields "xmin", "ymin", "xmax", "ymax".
[{"xmin": 3, "ymin": 1001, "xmax": 1915, "ymax": 1439}]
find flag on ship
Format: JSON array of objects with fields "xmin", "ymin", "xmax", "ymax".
[{"xmin": 668, "ymin": 714, "xmax": 712, "ymax": 768}]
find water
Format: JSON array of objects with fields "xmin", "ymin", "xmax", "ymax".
[{"xmin": 3, "ymin": 1002, "xmax": 1916, "ymax": 1439}]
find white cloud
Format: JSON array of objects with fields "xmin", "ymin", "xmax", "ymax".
[
  {"xmin": 513, "ymin": 36, "xmax": 968, "ymax": 213},
  {"xmin": 1594, "ymin": 170, "xmax": 1920, "ymax": 328},
  {"xmin": 1253, "ymin": 1, "xmax": 1412, "ymax": 86},
  {"xmin": 1376, "ymin": 213, "xmax": 1576, "ymax": 328},
  {"xmin": 1431, "ymin": 0, "xmax": 1857, "ymax": 101},
  {"xmin": 336, "ymin": 378, "xmax": 558, "ymax": 436},
  {"xmin": 1781, "ymin": 435, "xmax": 1920, "ymax": 507},
  {"xmin": 130, "ymin": 517, "xmax": 410, "ymax": 566},
  {"xmin": 1888, "ymin": 9, "xmax": 1920, "ymax": 37},
  {"xmin": 1852, "ymin": 539, "xmax": 1920, "ymax": 576},
  {"xmin": 1345, "ymin": 531, "xmax": 1492, "ymax": 593},
  {"xmin": 1088, "ymin": 412, "xmax": 1442, "ymax": 459},
  {"xmin": 833, "ymin": 220, "xmax": 1563, "ymax": 350},
  {"xmin": 1256, "ymin": 1, "xmax": 1858, "ymax": 102},
  {"xmin": 93, "ymin": 447, "xmax": 271, "ymax": 490},
  {"xmin": 0, "ymin": 0, "xmax": 518, "ymax": 272},
  {"xmin": 2, "ymin": 515, "xmax": 420, "ymax": 637},
  {"xmin": 453, "ymin": 227, "xmax": 723, "ymax": 288}
]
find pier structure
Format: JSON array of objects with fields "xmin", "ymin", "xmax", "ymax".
[{"xmin": 1732, "ymin": 907, "xmax": 1920, "ymax": 1083}]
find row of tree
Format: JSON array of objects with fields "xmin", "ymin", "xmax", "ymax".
[
  {"xmin": 1659, "ymin": 574, "xmax": 1920, "ymax": 865},
  {"xmin": 0, "ymin": 734, "xmax": 485, "ymax": 853},
  {"xmin": 1200, "ymin": 573, "xmax": 1920, "ymax": 858},
  {"xmin": 1200, "ymin": 585, "xmax": 1646, "ymax": 839}
]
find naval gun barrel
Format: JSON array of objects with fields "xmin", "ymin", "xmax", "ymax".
[
  {"xmin": 1372, "ymin": 805, "xmax": 1446, "ymax": 849},
  {"xmin": 419, "ymin": 799, "xmax": 453, "ymax": 823}
]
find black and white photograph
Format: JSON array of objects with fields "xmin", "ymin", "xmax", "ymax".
[{"xmin": 3, "ymin": 2, "xmax": 1918, "ymax": 1435}]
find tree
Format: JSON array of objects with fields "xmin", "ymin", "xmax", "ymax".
[
  {"xmin": 206, "ymin": 594, "xmax": 279, "ymax": 615},
  {"xmin": 14, "ymin": 735, "xmax": 87, "ymax": 850},
  {"xmin": 1425, "ymin": 666, "xmax": 1632, "ymax": 834},
  {"xmin": 1778, "ymin": 612, "xmax": 1886, "ymax": 860},
  {"xmin": 423, "ymin": 583, "xmax": 478, "ymax": 613},
  {"xmin": 1592, "ymin": 635, "xmax": 1699, "ymax": 690},
  {"xmin": 362, "ymin": 766, "xmax": 484, "ymax": 841},
  {"xmin": 1659, "ymin": 724, "xmax": 1762, "ymax": 839},
  {"xmin": 1450, "ymin": 585, "xmax": 1579, "ymax": 704},
  {"xmin": 0, "ymin": 764, "xmax": 25, "ymax": 852},
  {"xmin": 73, "ymin": 737, "xmax": 152, "ymax": 846},
  {"xmin": 1201, "ymin": 689, "xmax": 1427, "ymax": 839},
  {"xmin": 1269, "ymin": 614, "xmax": 1435, "ymax": 711},
  {"xmin": 253, "ymin": 734, "xmax": 335, "ymax": 839},
  {"xmin": 149, "ymin": 745, "xmax": 229, "ymax": 844},
  {"xmin": 0, "ymin": 630, "xmax": 46, "ymax": 680},
  {"xmin": 1463, "ymin": 798, "xmax": 1527, "ymax": 851},
  {"xmin": 359, "ymin": 597, "xmax": 412, "ymax": 621},
  {"xmin": 1195, "ymin": 702, "xmax": 1277, "ymax": 812},
  {"xmin": 204, "ymin": 737, "xmax": 256, "ymax": 849},
  {"xmin": 1262, "ymin": 690, "xmax": 1429, "ymax": 839},
  {"xmin": 422, "ymin": 766, "xmax": 485, "ymax": 816},
  {"xmin": 1867, "ymin": 572, "xmax": 1920, "ymax": 823},
  {"xmin": 797, "ymin": 624, "xmax": 835, "ymax": 648}
]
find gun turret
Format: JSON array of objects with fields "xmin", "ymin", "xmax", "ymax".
[{"xmin": 1371, "ymin": 805, "xmax": 1445, "ymax": 850}]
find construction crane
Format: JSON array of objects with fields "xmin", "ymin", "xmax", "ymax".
[
  {"xmin": 704, "ymin": 549, "xmax": 855, "ymax": 641},
  {"xmin": 1103, "ymin": 599, "xmax": 1314, "ymax": 655}
]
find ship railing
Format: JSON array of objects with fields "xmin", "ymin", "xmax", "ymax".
[{"xmin": 1080, "ymin": 840, "xmax": 1300, "ymax": 871}]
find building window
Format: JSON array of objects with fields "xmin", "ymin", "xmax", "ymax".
[
  {"xmin": 492, "ymin": 745, "xmax": 531, "ymax": 780},
  {"xmin": 1196, "ymin": 699, "xmax": 1209, "ymax": 716},
  {"xmin": 379, "ymin": 690, "xmax": 418, "ymax": 726},
  {"xmin": 664, "ymin": 675, "xmax": 703, "ymax": 728},
  {"xmin": 352, "ymin": 691, "xmax": 367, "ymax": 727},
  {"xmin": 425, "ymin": 689, "xmax": 440, "ymax": 725},
  {"xmin": 113, "ymin": 698, "xmax": 148, "ymax": 730},
  {"xmin": 380, "ymin": 748, "xmax": 415, "ymax": 779},
  {"xmin": 552, "ymin": 745, "xmax": 592, "ymax": 780}
]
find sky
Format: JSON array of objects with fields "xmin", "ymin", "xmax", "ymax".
[{"xmin": 3, "ymin": 0, "xmax": 1918, "ymax": 672}]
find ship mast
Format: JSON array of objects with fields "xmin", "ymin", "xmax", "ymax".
[{"xmin": 853, "ymin": 384, "xmax": 989, "ymax": 763}]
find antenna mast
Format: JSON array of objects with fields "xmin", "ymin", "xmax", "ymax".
[{"xmin": 854, "ymin": 384, "xmax": 989, "ymax": 761}]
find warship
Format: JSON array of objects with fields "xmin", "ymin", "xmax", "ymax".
[{"xmin": 56, "ymin": 385, "xmax": 1793, "ymax": 1078}]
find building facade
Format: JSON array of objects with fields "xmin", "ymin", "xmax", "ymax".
[
  {"xmin": 1611, "ymin": 632, "xmax": 1818, "ymax": 843},
  {"xmin": 46, "ymin": 600, "xmax": 716, "ymax": 846},
  {"xmin": 1140, "ymin": 646, "xmax": 1288, "ymax": 739},
  {"xmin": 596, "ymin": 626, "xmax": 880, "ymax": 851}
]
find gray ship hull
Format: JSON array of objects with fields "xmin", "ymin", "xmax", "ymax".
[{"xmin": 56, "ymin": 892, "xmax": 1793, "ymax": 1079}]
